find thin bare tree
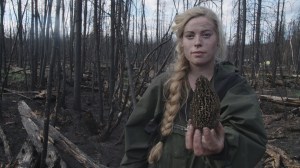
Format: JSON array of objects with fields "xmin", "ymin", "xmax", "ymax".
[
  {"xmin": 109, "ymin": 0, "xmax": 116, "ymax": 104},
  {"xmin": 40, "ymin": 0, "xmax": 61, "ymax": 167},
  {"xmin": 81, "ymin": 0, "xmax": 88, "ymax": 74},
  {"xmin": 239, "ymin": 0, "xmax": 247, "ymax": 75},
  {"xmin": 254, "ymin": 0, "xmax": 262, "ymax": 75},
  {"xmin": 69, "ymin": 0, "xmax": 74, "ymax": 80},
  {"xmin": 156, "ymin": 0, "xmax": 160, "ymax": 43},
  {"xmin": 0, "ymin": 0, "xmax": 5, "ymax": 117},
  {"xmin": 31, "ymin": 0, "xmax": 39, "ymax": 90},
  {"xmin": 234, "ymin": 0, "xmax": 241, "ymax": 67},
  {"xmin": 123, "ymin": 0, "xmax": 136, "ymax": 109},
  {"xmin": 295, "ymin": 19, "xmax": 300, "ymax": 77},
  {"xmin": 17, "ymin": 0, "xmax": 23, "ymax": 67},
  {"xmin": 60, "ymin": 0, "xmax": 67, "ymax": 113},
  {"xmin": 271, "ymin": 0, "xmax": 282, "ymax": 87},
  {"xmin": 30, "ymin": 0, "xmax": 34, "ymax": 89},
  {"xmin": 40, "ymin": 0, "xmax": 54, "ymax": 88},
  {"xmin": 73, "ymin": 0, "xmax": 82, "ymax": 111},
  {"xmin": 278, "ymin": 0, "xmax": 285, "ymax": 79},
  {"xmin": 94, "ymin": 0, "xmax": 104, "ymax": 124}
]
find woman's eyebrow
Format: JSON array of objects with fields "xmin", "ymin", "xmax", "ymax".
[{"xmin": 183, "ymin": 31, "xmax": 195, "ymax": 34}]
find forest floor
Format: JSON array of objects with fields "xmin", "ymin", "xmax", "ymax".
[
  {"xmin": 0, "ymin": 82, "xmax": 126, "ymax": 167},
  {"xmin": 1, "ymin": 76, "xmax": 300, "ymax": 167}
]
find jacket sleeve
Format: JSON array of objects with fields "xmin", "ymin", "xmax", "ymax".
[
  {"xmin": 120, "ymin": 74, "xmax": 167, "ymax": 168},
  {"xmin": 210, "ymin": 78, "xmax": 267, "ymax": 168}
]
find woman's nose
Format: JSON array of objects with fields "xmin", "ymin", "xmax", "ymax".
[{"xmin": 194, "ymin": 36, "xmax": 202, "ymax": 47}]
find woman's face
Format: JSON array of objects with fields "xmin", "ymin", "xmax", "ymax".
[{"xmin": 181, "ymin": 16, "xmax": 218, "ymax": 67}]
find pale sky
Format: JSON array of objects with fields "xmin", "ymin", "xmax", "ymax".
[
  {"xmin": 142, "ymin": 0, "xmax": 300, "ymax": 42},
  {"xmin": 3, "ymin": 0, "xmax": 300, "ymax": 42},
  {"xmin": 143, "ymin": 0, "xmax": 300, "ymax": 20}
]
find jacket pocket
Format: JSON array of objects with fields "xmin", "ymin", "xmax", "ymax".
[{"xmin": 157, "ymin": 124, "xmax": 189, "ymax": 167}]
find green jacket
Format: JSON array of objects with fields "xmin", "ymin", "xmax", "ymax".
[{"xmin": 120, "ymin": 62, "xmax": 267, "ymax": 168}]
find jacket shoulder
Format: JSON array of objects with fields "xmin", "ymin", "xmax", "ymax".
[
  {"xmin": 217, "ymin": 61, "xmax": 239, "ymax": 74},
  {"xmin": 149, "ymin": 72, "xmax": 170, "ymax": 86}
]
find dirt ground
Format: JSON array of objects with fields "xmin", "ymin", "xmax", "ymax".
[
  {"xmin": 0, "ymin": 85, "xmax": 126, "ymax": 168},
  {"xmin": 0, "ymin": 84, "xmax": 300, "ymax": 168}
]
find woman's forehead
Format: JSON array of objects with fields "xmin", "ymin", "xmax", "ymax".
[{"xmin": 184, "ymin": 17, "xmax": 216, "ymax": 31}]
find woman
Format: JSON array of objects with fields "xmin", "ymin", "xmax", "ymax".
[{"xmin": 121, "ymin": 6, "xmax": 267, "ymax": 168}]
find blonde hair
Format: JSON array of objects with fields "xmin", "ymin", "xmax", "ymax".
[{"xmin": 148, "ymin": 6, "xmax": 227, "ymax": 164}]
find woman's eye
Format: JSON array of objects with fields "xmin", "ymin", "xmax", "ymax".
[
  {"xmin": 185, "ymin": 34, "xmax": 194, "ymax": 39},
  {"xmin": 202, "ymin": 33, "xmax": 212, "ymax": 38}
]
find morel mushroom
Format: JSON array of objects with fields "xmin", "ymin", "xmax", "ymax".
[{"xmin": 190, "ymin": 76, "xmax": 220, "ymax": 130}]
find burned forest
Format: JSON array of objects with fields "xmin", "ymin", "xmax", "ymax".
[{"xmin": 1, "ymin": 0, "xmax": 300, "ymax": 167}]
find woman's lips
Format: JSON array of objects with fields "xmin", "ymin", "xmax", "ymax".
[{"xmin": 191, "ymin": 51, "xmax": 206, "ymax": 55}]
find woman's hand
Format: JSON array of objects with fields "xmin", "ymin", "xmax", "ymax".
[{"xmin": 185, "ymin": 121, "xmax": 225, "ymax": 156}]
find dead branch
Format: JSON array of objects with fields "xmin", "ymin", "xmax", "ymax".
[
  {"xmin": 3, "ymin": 88, "xmax": 40, "ymax": 94},
  {"xmin": 260, "ymin": 94, "xmax": 300, "ymax": 107},
  {"xmin": 3, "ymin": 88, "xmax": 33, "ymax": 100},
  {"xmin": 33, "ymin": 90, "xmax": 57, "ymax": 100}
]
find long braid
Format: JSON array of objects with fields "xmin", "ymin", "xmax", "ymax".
[{"xmin": 148, "ymin": 45, "xmax": 189, "ymax": 164}]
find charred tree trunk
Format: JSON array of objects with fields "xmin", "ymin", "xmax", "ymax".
[
  {"xmin": 278, "ymin": 0, "xmax": 285, "ymax": 78},
  {"xmin": 17, "ymin": 0, "xmax": 23, "ymax": 67},
  {"xmin": 297, "ymin": 23, "xmax": 300, "ymax": 78},
  {"xmin": 272, "ymin": 0, "xmax": 281, "ymax": 87},
  {"xmin": 234, "ymin": 0, "xmax": 241, "ymax": 67},
  {"xmin": 0, "ymin": 1, "xmax": 5, "ymax": 116},
  {"xmin": 40, "ymin": 0, "xmax": 54, "ymax": 88},
  {"xmin": 30, "ymin": 0, "xmax": 35, "ymax": 89},
  {"xmin": 61, "ymin": 0, "xmax": 67, "ymax": 110},
  {"xmin": 31, "ymin": 0, "xmax": 39, "ymax": 90},
  {"xmin": 81, "ymin": 0, "xmax": 88, "ymax": 75},
  {"xmin": 239, "ymin": 0, "xmax": 246, "ymax": 75},
  {"xmin": 94, "ymin": 0, "xmax": 104, "ymax": 124},
  {"xmin": 123, "ymin": 0, "xmax": 136, "ymax": 108},
  {"xmin": 254, "ymin": 0, "xmax": 262, "ymax": 75},
  {"xmin": 138, "ymin": 0, "xmax": 147, "ymax": 58},
  {"xmin": 69, "ymin": 0, "xmax": 74, "ymax": 80},
  {"xmin": 40, "ymin": 0, "xmax": 61, "ymax": 167},
  {"xmin": 115, "ymin": 0, "xmax": 123, "ymax": 115},
  {"xmin": 109, "ymin": 0, "xmax": 116, "ymax": 104},
  {"xmin": 73, "ymin": 0, "xmax": 82, "ymax": 111}
]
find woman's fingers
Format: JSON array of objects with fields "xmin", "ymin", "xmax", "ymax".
[
  {"xmin": 186, "ymin": 122, "xmax": 225, "ymax": 156},
  {"xmin": 185, "ymin": 122, "xmax": 194, "ymax": 150},
  {"xmin": 193, "ymin": 129, "xmax": 204, "ymax": 155}
]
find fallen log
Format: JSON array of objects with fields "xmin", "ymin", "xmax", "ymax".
[
  {"xmin": 18, "ymin": 103, "xmax": 68, "ymax": 168},
  {"xmin": 13, "ymin": 138, "xmax": 68, "ymax": 168},
  {"xmin": 3, "ymin": 130, "xmax": 64, "ymax": 168},
  {"xmin": 260, "ymin": 95, "xmax": 300, "ymax": 107},
  {"xmin": 18, "ymin": 100, "xmax": 108, "ymax": 168},
  {"xmin": 14, "ymin": 138, "xmax": 40, "ymax": 168}
]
